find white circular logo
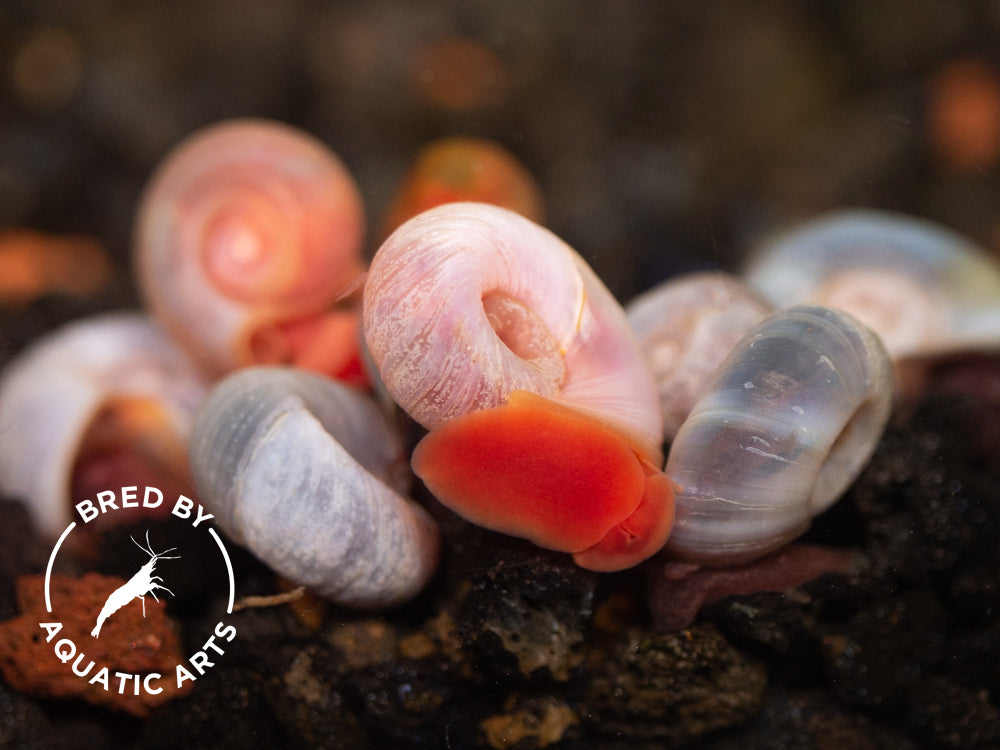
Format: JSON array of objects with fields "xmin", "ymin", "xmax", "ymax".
[{"xmin": 39, "ymin": 485, "xmax": 236, "ymax": 699}]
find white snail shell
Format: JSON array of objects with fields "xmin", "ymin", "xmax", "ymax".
[
  {"xmin": 0, "ymin": 312, "xmax": 210, "ymax": 538},
  {"xmin": 744, "ymin": 209, "xmax": 1000, "ymax": 359},
  {"xmin": 188, "ymin": 367, "xmax": 440, "ymax": 608},
  {"xmin": 664, "ymin": 305, "xmax": 893, "ymax": 565},
  {"xmin": 626, "ymin": 272, "xmax": 773, "ymax": 442},
  {"xmin": 362, "ymin": 201, "xmax": 663, "ymax": 456},
  {"xmin": 135, "ymin": 118, "xmax": 365, "ymax": 375}
]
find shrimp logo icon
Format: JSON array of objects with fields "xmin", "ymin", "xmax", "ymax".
[{"xmin": 91, "ymin": 531, "xmax": 179, "ymax": 638}]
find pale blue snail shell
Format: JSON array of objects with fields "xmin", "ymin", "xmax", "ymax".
[
  {"xmin": 744, "ymin": 209, "xmax": 1000, "ymax": 359},
  {"xmin": 664, "ymin": 305, "xmax": 893, "ymax": 565},
  {"xmin": 189, "ymin": 366, "xmax": 440, "ymax": 607}
]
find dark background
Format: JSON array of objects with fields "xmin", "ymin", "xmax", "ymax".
[
  {"xmin": 4, "ymin": 0, "xmax": 1000, "ymax": 306},
  {"xmin": 3, "ymin": 2, "xmax": 1000, "ymax": 748}
]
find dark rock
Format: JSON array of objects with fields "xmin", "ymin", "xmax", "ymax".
[
  {"xmin": 455, "ymin": 542, "xmax": 599, "ymax": 682},
  {"xmin": 821, "ymin": 590, "xmax": 948, "ymax": 711},
  {"xmin": 581, "ymin": 623, "xmax": 767, "ymax": 745},
  {"xmin": 850, "ymin": 397, "xmax": 997, "ymax": 584},
  {"xmin": 264, "ymin": 643, "xmax": 369, "ymax": 750},
  {"xmin": 939, "ymin": 619, "xmax": 1000, "ymax": 695},
  {"xmin": 702, "ymin": 590, "xmax": 813, "ymax": 657},
  {"xmin": 137, "ymin": 665, "xmax": 284, "ymax": 749},
  {"xmin": 0, "ymin": 681, "xmax": 58, "ymax": 750},
  {"xmin": 946, "ymin": 560, "xmax": 1000, "ymax": 628},
  {"xmin": 907, "ymin": 675, "xmax": 1000, "ymax": 750},
  {"xmin": 349, "ymin": 659, "xmax": 463, "ymax": 747},
  {"xmin": 704, "ymin": 686, "xmax": 918, "ymax": 750}
]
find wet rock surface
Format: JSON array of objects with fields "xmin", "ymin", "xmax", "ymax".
[{"xmin": 3, "ymin": 2, "xmax": 1000, "ymax": 748}]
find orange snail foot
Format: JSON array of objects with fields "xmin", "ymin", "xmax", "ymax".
[
  {"xmin": 411, "ymin": 390, "xmax": 675, "ymax": 572},
  {"xmin": 248, "ymin": 308, "xmax": 370, "ymax": 388}
]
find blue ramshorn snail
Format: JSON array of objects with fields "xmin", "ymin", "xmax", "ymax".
[
  {"xmin": 188, "ymin": 366, "xmax": 440, "ymax": 608},
  {"xmin": 664, "ymin": 305, "xmax": 893, "ymax": 565}
]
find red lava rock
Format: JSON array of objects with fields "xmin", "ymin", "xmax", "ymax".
[{"xmin": 0, "ymin": 573, "xmax": 191, "ymax": 716}]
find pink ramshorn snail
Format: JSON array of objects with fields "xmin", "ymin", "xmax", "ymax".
[
  {"xmin": 626, "ymin": 271, "xmax": 773, "ymax": 442},
  {"xmin": 363, "ymin": 202, "xmax": 672, "ymax": 573},
  {"xmin": 134, "ymin": 118, "xmax": 366, "ymax": 379}
]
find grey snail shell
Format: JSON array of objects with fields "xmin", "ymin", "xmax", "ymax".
[
  {"xmin": 189, "ymin": 367, "xmax": 440, "ymax": 607},
  {"xmin": 664, "ymin": 305, "xmax": 893, "ymax": 565}
]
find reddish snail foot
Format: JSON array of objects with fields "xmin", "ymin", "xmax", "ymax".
[
  {"xmin": 411, "ymin": 390, "xmax": 674, "ymax": 572},
  {"xmin": 70, "ymin": 398, "xmax": 194, "ymax": 532},
  {"xmin": 250, "ymin": 308, "xmax": 370, "ymax": 388},
  {"xmin": 647, "ymin": 543, "xmax": 865, "ymax": 631}
]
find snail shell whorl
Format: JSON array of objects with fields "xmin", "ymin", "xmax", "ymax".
[
  {"xmin": 665, "ymin": 305, "xmax": 893, "ymax": 565},
  {"xmin": 0, "ymin": 313, "xmax": 209, "ymax": 538},
  {"xmin": 189, "ymin": 367, "xmax": 439, "ymax": 608},
  {"xmin": 744, "ymin": 209, "xmax": 1000, "ymax": 359},
  {"xmin": 363, "ymin": 202, "xmax": 663, "ymax": 452},
  {"xmin": 627, "ymin": 272, "xmax": 773, "ymax": 442},
  {"xmin": 135, "ymin": 118, "xmax": 365, "ymax": 374}
]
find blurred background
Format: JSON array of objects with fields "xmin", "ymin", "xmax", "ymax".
[
  {"xmin": 5, "ymin": 0, "xmax": 1000, "ymax": 314},
  {"xmin": 4, "ymin": 3, "xmax": 1000, "ymax": 746}
]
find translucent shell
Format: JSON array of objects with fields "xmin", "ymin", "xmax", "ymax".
[
  {"xmin": 664, "ymin": 305, "xmax": 893, "ymax": 565},
  {"xmin": 0, "ymin": 313, "xmax": 210, "ymax": 538},
  {"xmin": 627, "ymin": 272, "xmax": 773, "ymax": 442},
  {"xmin": 363, "ymin": 202, "xmax": 663, "ymax": 453},
  {"xmin": 135, "ymin": 118, "xmax": 365, "ymax": 374},
  {"xmin": 744, "ymin": 209, "xmax": 1000, "ymax": 359},
  {"xmin": 189, "ymin": 367, "xmax": 440, "ymax": 608}
]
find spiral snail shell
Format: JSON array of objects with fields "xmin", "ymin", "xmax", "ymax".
[
  {"xmin": 363, "ymin": 202, "xmax": 663, "ymax": 449},
  {"xmin": 0, "ymin": 313, "xmax": 210, "ymax": 538},
  {"xmin": 189, "ymin": 367, "xmax": 440, "ymax": 607},
  {"xmin": 134, "ymin": 118, "xmax": 365, "ymax": 375},
  {"xmin": 744, "ymin": 209, "xmax": 1000, "ymax": 360},
  {"xmin": 626, "ymin": 272, "xmax": 773, "ymax": 442},
  {"xmin": 363, "ymin": 202, "xmax": 672, "ymax": 572},
  {"xmin": 664, "ymin": 305, "xmax": 893, "ymax": 565}
]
